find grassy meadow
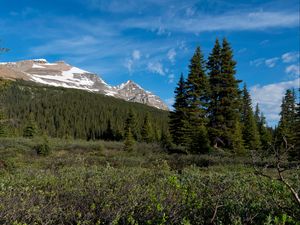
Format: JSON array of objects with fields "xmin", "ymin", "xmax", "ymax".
[{"xmin": 0, "ymin": 137, "xmax": 299, "ymax": 225}]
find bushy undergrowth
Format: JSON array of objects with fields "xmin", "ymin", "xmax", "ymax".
[{"xmin": 0, "ymin": 137, "xmax": 299, "ymax": 224}]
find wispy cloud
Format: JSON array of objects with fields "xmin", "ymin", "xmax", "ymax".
[
  {"xmin": 124, "ymin": 59, "xmax": 134, "ymax": 73},
  {"xmin": 122, "ymin": 10, "xmax": 299, "ymax": 34},
  {"xmin": 265, "ymin": 57, "xmax": 279, "ymax": 68},
  {"xmin": 124, "ymin": 50, "xmax": 142, "ymax": 73},
  {"xmin": 250, "ymin": 58, "xmax": 265, "ymax": 67},
  {"xmin": 250, "ymin": 57, "xmax": 280, "ymax": 68},
  {"xmin": 167, "ymin": 49, "xmax": 176, "ymax": 63},
  {"xmin": 147, "ymin": 62, "xmax": 165, "ymax": 75},
  {"xmin": 250, "ymin": 78, "xmax": 299, "ymax": 126},
  {"xmin": 132, "ymin": 50, "xmax": 141, "ymax": 60},
  {"xmin": 285, "ymin": 64, "xmax": 300, "ymax": 78},
  {"xmin": 282, "ymin": 51, "xmax": 300, "ymax": 63}
]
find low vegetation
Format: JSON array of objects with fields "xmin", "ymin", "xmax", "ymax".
[{"xmin": 0, "ymin": 137, "xmax": 299, "ymax": 224}]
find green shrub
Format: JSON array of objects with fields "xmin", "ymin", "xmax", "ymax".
[{"xmin": 34, "ymin": 142, "xmax": 51, "ymax": 156}]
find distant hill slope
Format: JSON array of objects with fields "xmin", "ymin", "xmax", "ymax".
[
  {"xmin": 0, "ymin": 79, "xmax": 169, "ymax": 141},
  {"xmin": 0, "ymin": 59, "xmax": 168, "ymax": 110}
]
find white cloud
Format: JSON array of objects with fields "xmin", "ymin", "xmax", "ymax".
[
  {"xmin": 177, "ymin": 40, "xmax": 188, "ymax": 51},
  {"xmin": 168, "ymin": 74, "xmax": 175, "ymax": 83},
  {"xmin": 250, "ymin": 58, "xmax": 265, "ymax": 67},
  {"xmin": 282, "ymin": 51, "xmax": 300, "ymax": 63},
  {"xmin": 123, "ymin": 10, "xmax": 299, "ymax": 33},
  {"xmin": 250, "ymin": 57, "xmax": 280, "ymax": 68},
  {"xmin": 285, "ymin": 64, "xmax": 300, "ymax": 78},
  {"xmin": 250, "ymin": 78, "xmax": 299, "ymax": 126},
  {"xmin": 124, "ymin": 50, "xmax": 142, "ymax": 73},
  {"xmin": 167, "ymin": 49, "xmax": 176, "ymax": 63},
  {"xmin": 132, "ymin": 50, "xmax": 141, "ymax": 60},
  {"xmin": 265, "ymin": 57, "xmax": 279, "ymax": 68},
  {"xmin": 124, "ymin": 59, "xmax": 133, "ymax": 73},
  {"xmin": 147, "ymin": 62, "xmax": 165, "ymax": 75}
]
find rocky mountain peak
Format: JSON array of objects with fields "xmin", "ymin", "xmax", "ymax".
[{"xmin": 0, "ymin": 59, "xmax": 168, "ymax": 110}]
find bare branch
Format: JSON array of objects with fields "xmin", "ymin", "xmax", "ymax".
[{"xmin": 252, "ymin": 137, "xmax": 300, "ymax": 207}]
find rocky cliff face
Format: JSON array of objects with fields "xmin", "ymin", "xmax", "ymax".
[{"xmin": 0, "ymin": 59, "xmax": 168, "ymax": 110}]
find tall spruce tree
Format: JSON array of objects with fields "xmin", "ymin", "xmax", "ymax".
[
  {"xmin": 123, "ymin": 127, "xmax": 135, "ymax": 151},
  {"xmin": 277, "ymin": 89, "xmax": 296, "ymax": 145},
  {"xmin": 207, "ymin": 39, "xmax": 222, "ymax": 146},
  {"xmin": 185, "ymin": 47, "xmax": 211, "ymax": 153},
  {"xmin": 141, "ymin": 113, "xmax": 154, "ymax": 143},
  {"xmin": 254, "ymin": 104, "xmax": 261, "ymax": 125},
  {"xmin": 169, "ymin": 74, "xmax": 189, "ymax": 146},
  {"xmin": 290, "ymin": 97, "xmax": 300, "ymax": 160},
  {"xmin": 23, "ymin": 113, "xmax": 37, "ymax": 138},
  {"xmin": 207, "ymin": 38, "xmax": 242, "ymax": 149},
  {"xmin": 232, "ymin": 120, "xmax": 246, "ymax": 155},
  {"xmin": 241, "ymin": 84, "xmax": 261, "ymax": 150},
  {"xmin": 254, "ymin": 104, "xmax": 272, "ymax": 151},
  {"xmin": 124, "ymin": 109, "xmax": 138, "ymax": 140}
]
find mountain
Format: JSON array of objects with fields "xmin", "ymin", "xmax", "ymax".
[{"xmin": 0, "ymin": 59, "xmax": 169, "ymax": 110}]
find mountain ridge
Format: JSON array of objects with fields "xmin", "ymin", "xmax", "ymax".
[{"xmin": 0, "ymin": 59, "xmax": 169, "ymax": 110}]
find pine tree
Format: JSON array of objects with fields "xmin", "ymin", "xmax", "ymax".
[
  {"xmin": 124, "ymin": 109, "xmax": 138, "ymax": 140},
  {"xmin": 123, "ymin": 127, "xmax": 135, "ymax": 151},
  {"xmin": 207, "ymin": 38, "xmax": 242, "ymax": 149},
  {"xmin": 276, "ymin": 88, "xmax": 299, "ymax": 160},
  {"xmin": 254, "ymin": 104, "xmax": 261, "ymax": 125},
  {"xmin": 141, "ymin": 113, "xmax": 154, "ymax": 143},
  {"xmin": 290, "ymin": 98, "xmax": 300, "ymax": 160},
  {"xmin": 255, "ymin": 104, "xmax": 272, "ymax": 151},
  {"xmin": 23, "ymin": 113, "xmax": 37, "ymax": 138},
  {"xmin": 277, "ymin": 89, "xmax": 296, "ymax": 146},
  {"xmin": 241, "ymin": 84, "xmax": 261, "ymax": 150},
  {"xmin": 189, "ymin": 124, "xmax": 211, "ymax": 154},
  {"xmin": 169, "ymin": 74, "xmax": 189, "ymax": 146},
  {"xmin": 160, "ymin": 129, "xmax": 173, "ymax": 151},
  {"xmin": 185, "ymin": 47, "xmax": 211, "ymax": 153},
  {"xmin": 232, "ymin": 120, "xmax": 246, "ymax": 155},
  {"xmin": 186, "ymin": 47, "xmax": 210, "ymax": 123},
  {"xmin": 207, "ymin": 39, "xmax": 222, "ymax": 146}
]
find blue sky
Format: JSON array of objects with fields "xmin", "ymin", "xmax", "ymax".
[{"xmin": 0, "ymin": 0, "xmax": 299, "ymax": 126}]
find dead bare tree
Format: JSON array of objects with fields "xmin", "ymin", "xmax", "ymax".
[{"xmin": 252, "ymin": 137, "xmax": 300, "ymax": 207}]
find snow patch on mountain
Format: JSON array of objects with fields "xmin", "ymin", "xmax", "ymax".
[
  {"xmin": 0, "ymin": 59, "xmax": 169, "ymax": 110},
  {"xmin": 62, "ymin": 67, "xmax": 90, "ymax": 76},
  {"xmin": 32, "ymin": 64, "xmax": 45, "ymax": 69}
]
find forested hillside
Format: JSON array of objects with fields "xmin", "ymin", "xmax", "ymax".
[{"xmin": 0, "ymin": 79, "xmax": 169, "ymax": 141}]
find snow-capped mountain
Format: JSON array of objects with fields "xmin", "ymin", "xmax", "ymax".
[{"xmin": 0, "ymin": 59, "xmax": 168, "ymax": 110}]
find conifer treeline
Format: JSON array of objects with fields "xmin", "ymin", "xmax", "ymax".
[
  {"xmin": 276, "ymin": 89, "xmax": 300, "ymax": 160},
  {"xmin": 169, "ymin": 38, "xmax": 275, "ymax": 154},
  {"xmin": 0, "ymin": 80, "xmax": 169, "ymax": 141}
]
